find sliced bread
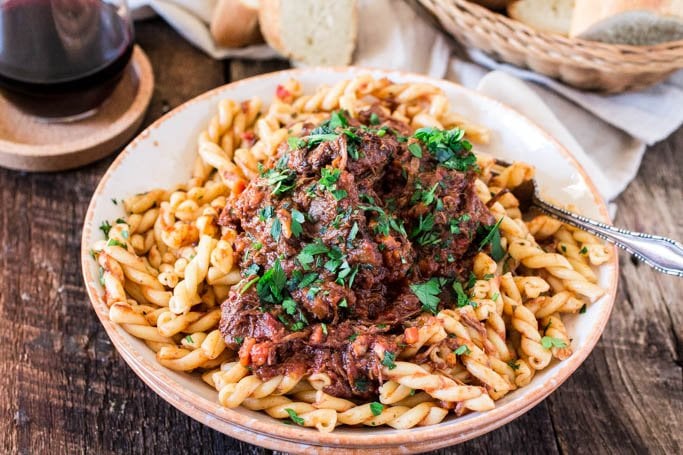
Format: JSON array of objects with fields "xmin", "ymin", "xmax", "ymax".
[
  {"xmin": 570, "ymin": 0, "xmax": 683, "ymax": 45},
  {"xmin": 507, "ymin": 0, "xmax": 574, "ymax": 35},
  {"xmin": 259, "ymin": 0, "xmax": 358, "ymax": 66}
]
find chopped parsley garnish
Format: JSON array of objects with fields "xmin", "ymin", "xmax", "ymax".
[
  {"xmin": 579, "ymin": 246, "xmax": 588, "ymax": 255},
  {"xmin": 256, "ymin": 258, "xmax": 287, "ymax": 305},
  {"xmin": 243, "ymin": 263, "xmax": 260, "ymax": 277},
  {"xmin": 297, "ymin": 240, "xmax": 329, "ymax": 268},
  {"xmin": 290, "ymin": 209, "xmax": 305, "ymax": 238},
  {"xmin": 321, "ymin": 323, "xmax": 328, "ymax": 335},
  {"xmin": 99, "ymin": 220, "xmax": 112, "ymax": 237},
  {"xmin": 492, "ymin": 292, "xmax": 500, "ymax": 302},
  {"xmin": 579, "ymin": 304, "xmax": 587, "ymax": 314},
  {"xmin": 410, "ymin": 278, "xmax": 445, "ymax": 314},
  {"xmin": 349, "ymin": 332, "xmax": 359, "ymax": 342},
  {"xmin": 287, "ymin": 136, "xmax": 305, "ymax": 150},
  {"xmin": 452, "ymin": 281, "xmax": 471, "ymax": 308},
  {"xmin": 271, "ymin": 217, "xmax": 282, "ymax": 241},
  {"xmin": 508, "ymin": 360, "xmax": 520, "ymax": 370},
  {"xmin": 454, "ymin": 345, "xmax": 471, "ymax": 356},
  {"xmin": 360, "ymin": 201, "xmax": 407, "ymax": 237},
  {"xmin": 347, "ymin": 222, "xmax": 359, "ymax": 246},
  {"xmin": 411, "ymin": 182, "xmax": 440, "ymax": 206},
  {"xmin": 318, "ymin": 167, "xmax": 347, "ymax": 200},
  {"xmin": 185, "ymin": 335, "xmax": 194, "ymax": 344},
  {"xmin": 370, "ymin": 402, "xmax": 384, "ymax": 416},
  {"xmin": 478, "ymin": 217, "xmax": 504, "ymax": 261},
  {"xmin": 413, "ymin": 127, "xmax": 478, "ymax": 172},
  {"xmin": 369, "ymin": 113, "xmax": 380, "ymax": 125},
  {"xmin": 106, "ymin": 238, "xmax": 125, "ymax": 248},
  {"xmin": 541, "ymin": 336, "xmax": 568, "ymax": 350},
  {"xmin": 331, "ymin": 189, "xmax": 348, "ymax": 200},
  {"xmin": 319, "ymin": 167, "xmax": 341, "ymax": 187},
  {"xmin": 261, "ymin": 156, "xmax": 296, "ymax": 196},
  {"xmin": 449, "ymin": 214, "xmax": 471, "ymax": 234},
  {"xmin": 258, "ymin": 205, "xmax": 274, "ymax": 221},
  {"xmin": 339, "ymin": 298, "xmax": 348, "ymax": 308},
  {"xmin": 234, "ymin": 336, "xmax": 244, "ymax": 344},
  {"xmin": 240, "ymin": 276, "xmax": 259, "ymax": 294},
  {"xmin": 381, "ymin": 351, "xmax": 397, "ymax": 370},
  {"xmin": 285, "ymin": 408, "xmax": 305, "ymax": 426},
  {"xmin": 408, "ymin": 142, "xmax": 423, "ymax": 158},
  {"xmin": 410, "ymin": 213, "xmax": 439, "ymax": 246},
  {"xmin": 282, "ymin": 298, "xmax": 298, "ymax": 315}
]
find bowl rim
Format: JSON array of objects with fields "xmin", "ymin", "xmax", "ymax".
[{"xmin": 81, "ymin": 66, "xmax": 619, "ymax": 452}]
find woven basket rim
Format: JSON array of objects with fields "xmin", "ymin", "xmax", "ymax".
[{"xmin": 452, "ymin": 0, "xmax": 683, "ymax": 59}]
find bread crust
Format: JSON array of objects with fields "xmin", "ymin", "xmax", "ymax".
[
  {"xmin": 258, "ymin": 0, "xmax": 287, "ymax": 57},
  {"xmin": 571, "ymin": 0, "xmax": 683, "ymax": 37},
  {"xmin": 258, "ymin": 0, "xmax": 358, "ymax": 65},
  {"xmin": 211, "ymin": 0, "xmax": 263, "ymax": 48}
]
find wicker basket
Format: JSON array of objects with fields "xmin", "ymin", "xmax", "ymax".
[{"xmin": 418, "ymin": 0, "xmax": 683, "ymax": 93}]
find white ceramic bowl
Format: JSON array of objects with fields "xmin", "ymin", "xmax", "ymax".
[{"xmin": 81, "ymin": 67, "xmax": 618, "ymax": 453}]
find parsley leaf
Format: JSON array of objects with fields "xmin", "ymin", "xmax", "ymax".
[
  {"xmin": 99, "ymin": 220, "xmax": 112, "ymax": 237},
  {"xmin": 410, "ymin": 213, "xmax": 439, "ymax": 246},
  {"xmin": 271, "ymin": 217, "xmax": 282, "ymax": 241},
  {"xmin": 541, "ymin": 336, "xmax": 568, "ymax": 350},
  {"xmin": 282, "ymin": 298, "xmax": 298, "ymax": 315},
  {"xmin": 285, "ymin": 408, "xmax": 305, "ymax": 426},
  {"xmin": 452, "ymin": 281, "xmax": 471, "ymax": 308},
  {"xmin": 106, "ymin": 238, "xmax": 125, "ymax": 248},
  {"xmin": 261, "ymin": 156, "xmax": 296, "ymax": 196},
  {"xmin": 449, "ymin": 214, "xmax": 471, "ymax": 234},
  {"xmin": 381, "ymin": 351, "xmax": 397, "ymax": 370},
  {"xmin": 287, "ymin": 136, "xmax": 305, "ymax": 150},
  {"xmin": 413, "ymin": 127, "xmax": 477, "ymax": 171},
  {"xmin": 454, "ymin": 345, "xmax": 471, "ymax": 356},
  {"xmin": 297, "ymin": 240, "xmax": 329, "ymax": 269},
  {"xmin": 258, "ymin": 206, "xmax": 274, "ymax": 221},
  {"xmin": 478, "ymin": 217, "xmax": 504, "ymax": 261},
  {"xmin": 370, "ymin": 402, "xmax": 384, "ymax": 416},
  {"xmin": 410, "ymin": 278, "xmax": 443, "ymax": 314},
  {"xmin": 579, "ymin": 304, "xmax": 587, "ymax": 314},
  {"xmin": 256, "ymin": 258, "xmax": 287, "ymax": 305},
  {"xmin": 347, "ymin": 222, "xmax": 359, "ymax": 246},
  {"xmin": 408, "ymin": 142, "xmax": 423, "ymax": 158},
  {"xmin": 290, "ymin": 209, "xmax": 305, "ymax": 238},
  {"xmin": 243, "ymin": 263, "xmax": 260, "ymax": 277},
  {"xmin": 508, "ymin": 360, "xmax": 520, "ymax": 370},
  {"xmin": 240, "ymin": 276, "xmax": 259, "ymax": 295}
]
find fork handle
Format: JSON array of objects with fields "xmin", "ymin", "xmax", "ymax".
[{"xmin": 533, "ymin": 197, "xmax": 683, "ymax": 277}]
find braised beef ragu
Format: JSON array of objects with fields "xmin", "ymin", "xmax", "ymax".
[{"xmin": 219, "ymin": 108, "xmax": 496, "ymax": 399}]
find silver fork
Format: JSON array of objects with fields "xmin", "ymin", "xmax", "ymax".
[{"xmin": 497, "ymin": 161, "xmax": 683, "ymax": 277}]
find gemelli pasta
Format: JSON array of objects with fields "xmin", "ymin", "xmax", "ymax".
[{"xmin": 92, "ymin": 75, "xmax": 611, "ymax": 432}]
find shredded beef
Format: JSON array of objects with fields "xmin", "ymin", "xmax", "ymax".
[{"xmin": 218, "ymin": 107, "xmax": 495, "ymax": 399}]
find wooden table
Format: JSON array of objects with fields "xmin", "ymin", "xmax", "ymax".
[{"xmin": 1, "ymin": 19, "xmax": 681, "ymax": 454}]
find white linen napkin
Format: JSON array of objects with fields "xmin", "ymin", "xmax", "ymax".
[{"xmin": 130, "ymin": 0, "xmax": 683, "ymax": 203}]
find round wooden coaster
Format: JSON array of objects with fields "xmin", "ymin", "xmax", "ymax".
[{"xmin": 0, "ymin": 46, "xmax": 154, "ymax": 172}]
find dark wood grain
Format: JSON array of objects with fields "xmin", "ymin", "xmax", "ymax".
[{"xmin": 1, "ymin": 17, "xmax": 681, "ymax": 455}]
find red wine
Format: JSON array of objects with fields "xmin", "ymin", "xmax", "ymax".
[{"xmin": 0, "ymin": 0, "xmax": 134, "ymax": 118}]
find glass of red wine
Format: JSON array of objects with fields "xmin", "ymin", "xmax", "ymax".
[{"xmin": 0, "ymin": 0, "xmax": 134, "ymax": 121}]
